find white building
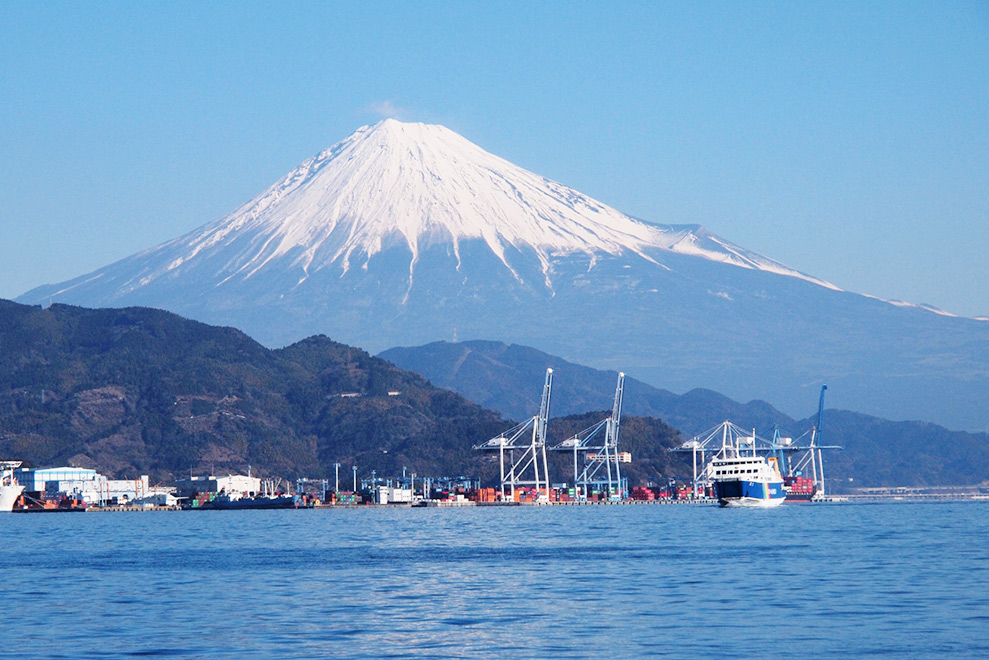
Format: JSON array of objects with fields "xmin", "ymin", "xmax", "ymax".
[
  {"xmin": 13, "ymin": 467, "xmax": 156, "ymax": 505},
  {"xmin": 15, "ymin": 466, "xmax": 97, "ymax": 492},
  {"xmin": 376, "ymin": 486, "xmax": 413, "ymax": 504},
  {"xmin": 132, "ymin": 492, "xmax": 180, "ymax": 507},
  {"xmin": 174, "ymin": 474, "xmax": 262, "ymax": 498}
]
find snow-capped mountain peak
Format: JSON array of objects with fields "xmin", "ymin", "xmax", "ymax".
[{"xmin": 140, "ymin": 119, "xmax": 834, "ymax": 293}]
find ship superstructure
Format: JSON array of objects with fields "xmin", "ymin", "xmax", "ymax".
[{"xmin": 1, "ymin": 461, "xmax": 25, "ymax": 512}]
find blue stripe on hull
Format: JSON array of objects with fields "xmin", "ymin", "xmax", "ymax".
[{"xmin": 715, "ymin": 479, "xmax": 786, "ymax": 503}]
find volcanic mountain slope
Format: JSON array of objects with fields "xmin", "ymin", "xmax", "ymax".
[
  {"xmin": 380, "ymin": 340, "xmax": 989, "ymax": 490},
  {"xmin": 18, "ymin": 120, "xmax": 989, "ymax": 430}
]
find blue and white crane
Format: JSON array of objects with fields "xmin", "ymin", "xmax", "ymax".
[
  {"xmin": 551, "ymin": 372, "xmax": 626, "ymax": 500},
  {"xmin": 474, "ymin": 368, "xmax": 554, "ymax": 501}
]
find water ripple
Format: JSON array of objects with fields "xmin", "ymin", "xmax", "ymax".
[{"xmin": 1, "ymin": 502, "xmax": 986, "ymax": 659}]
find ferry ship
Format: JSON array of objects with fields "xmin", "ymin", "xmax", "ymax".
[
  {"xmin": 710, "ymin": 455, "xmax": 786, "ymax": 508},
  {"xmin": 1, "ymin": 461, "xmax": 25, "ymax": 512}
]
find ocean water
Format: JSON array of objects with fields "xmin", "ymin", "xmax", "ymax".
[{"xmin": 1, "ymin": 502, "xmax": 986, "ymax": 659}]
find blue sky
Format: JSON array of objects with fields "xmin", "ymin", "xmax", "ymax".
[{"xmin": 2, "ymin": 1, "xmax": 987, "ymax": 316}]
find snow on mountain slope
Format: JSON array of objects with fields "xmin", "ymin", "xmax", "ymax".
[{"xmin": 44, "ymin": 119, "xmax": 835, "ymax": 302}]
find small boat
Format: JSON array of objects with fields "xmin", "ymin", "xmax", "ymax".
[
  {"xmin": 1, "ymin": 461, "xmax": 25, "ymax": 513},
  {"xmin": 711, "ymin": 455, "xmax": 786, "ymax": 508}
]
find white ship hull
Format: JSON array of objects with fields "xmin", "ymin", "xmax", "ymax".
[
  {"xmin": 1, "ymin": 484, "xmax": 25, "ymax": 512},
  {"xmin": 721, "ymin": 494, "xmax": 786, "ymax": 508}
]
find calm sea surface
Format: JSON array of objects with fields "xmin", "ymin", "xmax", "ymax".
[{"xmin": 2, "ymin": 502, "xmax": 986, "ymax": 659}]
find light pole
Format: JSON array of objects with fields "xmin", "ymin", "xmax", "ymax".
[
  {"xmin": 334, "ymin": 463, "xmax": 340, "ymax": 493},
  {"xmin": 352, "ymin": 465, "xmax": 357, "ymax": 492}
]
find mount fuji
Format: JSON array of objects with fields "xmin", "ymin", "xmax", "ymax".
[{"xmin": 18, "ymin": 120, "xmax": 989, "ymax": 431}]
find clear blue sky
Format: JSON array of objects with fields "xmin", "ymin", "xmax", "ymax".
[{"xmin": 2, "ymin": 1, "xmax": 987, "ymax": 316}]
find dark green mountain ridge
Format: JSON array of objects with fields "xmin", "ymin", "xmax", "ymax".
[
  {"xmin": 0, "ymin": 300, "xmax": 691, "ymax": 485},
  {"xmin": 0, "ymin": 300, "xmax": 507, "ymax": 481}
]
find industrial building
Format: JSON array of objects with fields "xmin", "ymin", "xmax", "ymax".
[
  {"xmin": 174, "ymin": 474, "xmax": 262, "ymax": 498},
  {"xmin": 13, "ymin": 466, "xmax": 159, "ymax": 506},
  {"xmin": 375, "ymin": 486, "xmax": 413, "ymax": 504}
]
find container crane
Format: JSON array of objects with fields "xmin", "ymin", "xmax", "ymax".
[
  {"xmin": 551, "ymin": 372, "xmax": 626, "ymax": 500},
  {"xmin": 475, "ymin": 368, "xmax": 554, "ymax": 500}
]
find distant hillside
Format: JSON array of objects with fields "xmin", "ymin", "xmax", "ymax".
[
  {"xmin": 816, "ymin": 411, "xmax": 989, "ymax": 489},
  {"xmin": 0, "ymin": 300, "xmax": 508, "ymax": 482},
  {"xmin": 0, "ymin": 301, "xmax": 694, "ymax": 489},
  {"xmin": 379, "ymin": 341, "xmax": 797, "ymax": 435},
  {"xmin": 380, "ymin": 340, "xmax": 989, "ymax": 490}
]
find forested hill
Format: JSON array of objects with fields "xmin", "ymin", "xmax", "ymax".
[
  {"xmin": 0, "ymin": 300, "xmax": 695, "ymax": 486},
  {"xmin": 0, "ymin": 300, "xmax": 513, "ymax": 482}
]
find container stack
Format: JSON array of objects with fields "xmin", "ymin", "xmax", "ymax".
[
  {"xmin": 630, "ymin": 486, "xmax": 655, "ymax": 501},
  {"xmin": 468, "ymin": 487, "xmax": 499, "ymax": 503},
  {"xmin": 513, "ymin": 487, "xmax": 543, "ymax": 503},
  {"xmin": 783, "ymin": 475, "xmax": 816, "ymax": 500},
  {"xmin": 555, "ymin": 488, "xmax": 575, "ymax": 503},
  {"xmin": 188, "ymin": 492, "xmax": 217, "ymax": 508},
  {"xmin": 332, "ymin": 491, "xmax": 360, "ymax": 505}
]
